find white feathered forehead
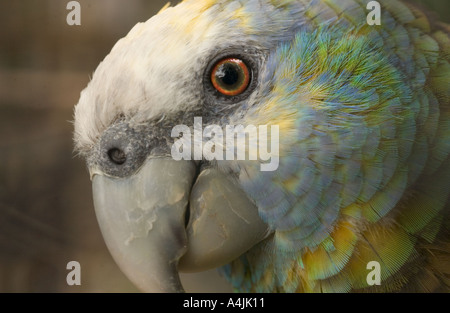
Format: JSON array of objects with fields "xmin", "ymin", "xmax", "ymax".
[{"xmin": 73, "ymin": 0, "xmax": 304, "ymax": 155}]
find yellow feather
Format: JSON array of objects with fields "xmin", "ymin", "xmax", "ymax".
[
  {"xmin": 303, "ymin": 219, "xmax": 358, "ymax": 280},
  {"xmin": 344, "ymin": 222, "xmax": 416, "ymax": 289},
  {"xmin": 157, "ymin": 2, "xmax": 172, "ymax": 15}
]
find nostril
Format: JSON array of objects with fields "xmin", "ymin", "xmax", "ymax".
[{"xmin": 108, "ymin": 148, "xmax": 127, "ymax": 165}]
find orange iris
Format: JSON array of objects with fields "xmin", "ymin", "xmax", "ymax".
[{"xmin": 210, "ymin": 58, "xmax": 250, "ymax": 96}]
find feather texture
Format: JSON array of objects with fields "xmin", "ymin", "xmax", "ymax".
[{"xmin": 220, "ymin": 0, "xmax": 450, "ymax": 292}]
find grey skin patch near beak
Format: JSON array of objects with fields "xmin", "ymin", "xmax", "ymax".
[{"xmin": 92, "ymin": 158, "xmax": 269, "ymax": 292}]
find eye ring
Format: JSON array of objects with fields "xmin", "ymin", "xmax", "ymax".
[{"xmin": 210, "ymin": 58, "xmax": 251, "ymax": 96}]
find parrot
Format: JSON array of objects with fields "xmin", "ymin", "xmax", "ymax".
[{"xmin": 73, "ymin": 0, "xmax": 450, "ymax": 293}]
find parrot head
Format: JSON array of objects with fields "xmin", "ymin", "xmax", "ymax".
[{"xmin": 74, "ymin": 0, "xmax": 450, "ymax": 292}]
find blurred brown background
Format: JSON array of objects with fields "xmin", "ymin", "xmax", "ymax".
[{"xmin": 0, "ymin": 0, "xmax": 448, "ymax": 293}]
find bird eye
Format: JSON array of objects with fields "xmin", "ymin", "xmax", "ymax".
[
  {"xmin": 210, "ymin": 58, "xmax": 250, "ymax": 96},
  {"xmin": 108, "ymin": 148, "xmax": 127, "ymax": 165}
]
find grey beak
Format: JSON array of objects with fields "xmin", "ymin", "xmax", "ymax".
[
  {"xmin": 92, "ymin": 158, "xmax": 196, "ymax": 292},
  {"xmin": 91, "ymin": 156, "xmax": 269, "ymax": 293}
]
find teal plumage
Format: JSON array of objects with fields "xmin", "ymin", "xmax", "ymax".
[{"xmin": 217, "ymin": 0, "xmax": 450, "ymax": 292}]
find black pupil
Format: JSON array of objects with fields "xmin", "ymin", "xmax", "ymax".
[
  {"xmin": 219, "ymin": 63, "xmax": 240, "ymax": 86},
  {"xmin": 108, "ymin": 148, "xmax": 126, "ymax": 165}
]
